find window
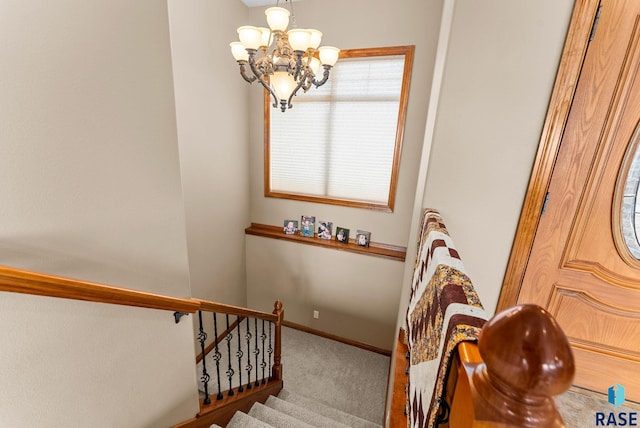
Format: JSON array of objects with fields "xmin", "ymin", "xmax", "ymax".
[{"xmin": 265, "ymin": 45, "xmax": 414, "ymax": 212}]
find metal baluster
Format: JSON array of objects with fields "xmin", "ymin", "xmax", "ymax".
[
  {"xmin": 245, "ymin": 317, "xmax": 253, "ymax": 390},
  {"xmin": 212, "ymin": 313, "xmax": 224, "ymax": 400},
  {"xmin": 236, "ymin": 315, "xmax": 244, "ymax": 393},
  {"xmin": 261, "ymin": 319, "xmax": 267, "ymax": 384},
  {"xmin": 268, "ymin": 321, "xmax": 273, "ymax": 380},
  {"xmin": 225, "ymin": 314, "xmax": 235, "ymax": 396},
  {"xmin": 254, "ymin": 318, "xmax": 260, "ymax": 386},
  {"xmin": 197, "ymin": 311, "xmax": 211, "ymax": 405}
]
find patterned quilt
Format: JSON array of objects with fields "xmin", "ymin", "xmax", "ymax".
[{"xmin": 406, "ymin": 209, "xmax": 488, "ymax": 428}]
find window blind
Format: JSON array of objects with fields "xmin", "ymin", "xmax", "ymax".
[{"xmin": 269, "ymin": 55, "xmax": 406, "ymax": 204}]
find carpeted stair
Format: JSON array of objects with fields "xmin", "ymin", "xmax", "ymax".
[{"xmin": 211, "ymin": 389, "xmax": 383, "ymax": 428}]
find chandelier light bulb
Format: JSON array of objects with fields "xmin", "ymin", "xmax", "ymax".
[
  {"xmin": 230, "ymin": 42, "xmax": 249, "ymax": 61},
  {"xmin": 237, "ymin": 26, "xmax": 262, "ymax": 50},
  {"xmin": 258, "ymin": 27, "xmax": 272, "ymax": 48},
  {"xmin": 287, "ymin": 29, "xmax": 312, "ymax": 52},
  {"xmin": 308, "ymin": 57, "xmax": 321, "ymax": 75},
  {"xmin": 318, "ymin": 46, "xmax": 340, "ymax": 66},
  {"xmin": 271, "ymin": 71, "xmax": 297, "ymax": 101},
  {"xmin": 308, "ymin": 29, "xmax": 323, "ymax": 50},
  {"xmin": 265, "ymin": 7, "xmax": 290, "ymax": 32}
]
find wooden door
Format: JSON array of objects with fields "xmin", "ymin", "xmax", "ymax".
[{"xmin": 515, "ymin": 0, "xmax": 640, "ymax": 403}]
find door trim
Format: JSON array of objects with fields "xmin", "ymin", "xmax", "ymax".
[{"xmin": 496, "ymin": 0, "xmax": 602, "ymax": 311}]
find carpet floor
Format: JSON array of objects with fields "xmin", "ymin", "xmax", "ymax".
[
  {"xmin": 556, "ymin": 387, "xmax": 639, "ymax": 428},
  {"xmin": 281, "ymin": 326, "xmax": 390, "ymax": 425}
]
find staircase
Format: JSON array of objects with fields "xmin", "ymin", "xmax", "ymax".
[
  {"xmin": 179, "ymin": 302, "xmax": 389, "ymax": 428},
  {"xmin": 213, "ymin": 389, "xmax": 382, "ymax": 428}
]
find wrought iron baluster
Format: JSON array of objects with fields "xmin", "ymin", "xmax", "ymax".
[
  {"xmin": 225, "ymin": 314, "xmax": 235, "ymax": 396},
  {"xmin": 212, "ymin": 313, "xmax": 224, "ymax": 400},
  {"xmin": 254, "ymin": 317, "xmax": 260, "ymax": 386},
  {"xmin": 236, "ymin": 315, "xmax": 244, "ymax": 393},
  {"xmin": 261, "ymin": 319, "xmax": 267, "ymax": 384},
  {"xmin": 268, "ymin": 321, "xmax": 273, "ymax": 380},
  {"xmin": 197, "ymin": 311, "xmax": 211, "ymax": 405},
  {"xmin": 245, "ymin": 317, "xmax": 253, "ymax": 390}
]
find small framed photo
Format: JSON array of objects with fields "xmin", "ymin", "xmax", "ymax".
[
  {"xmin": 356, "ymin": 230, "xmax": 371, "ymax": 247},
  {"xmin": 335, "ymin": 227, "xmax": 350, "ymax": 244},
  {"xmin": 300, "ymin": 215, "xmax": 316, "ymax": 237},
  {"xmin": 317, "ymin": 221, "xmax": 333, "ymax": 240},
  {"xmin": 283, "ymin": 220, "xmax": 298, "ymax": 235}
]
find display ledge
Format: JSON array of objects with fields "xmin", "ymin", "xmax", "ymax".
[{"xmin": 245, "ymin": 223, "xmax": 407, "ymax": 262}]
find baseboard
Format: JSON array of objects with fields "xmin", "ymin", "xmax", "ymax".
[{"xmin": 282, "ymin": 320, "xmax": 392, "ymax": 356}]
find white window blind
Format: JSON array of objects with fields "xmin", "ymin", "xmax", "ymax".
[{"xmin": 269, "ymin": 51, "xmax": 409, "ymax": 208}]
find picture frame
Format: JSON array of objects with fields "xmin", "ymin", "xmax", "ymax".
[
  {"xmin": 300, "ymin": 215, "xmax": 316, "ymax": 237},
  {"xmin": 283, "ymin": 220, "xmax": 298, "ymax": 235},
  {"xmin": 355, "ymin": 230, "xmax": 371, "ymax": 247},
  {"xmin": 317, "ymin": 220, "xmax": 333, "ymax": 240},
  {"xmin": 335, "ymin": 227, "xmax": 350, "ymax": 244}
]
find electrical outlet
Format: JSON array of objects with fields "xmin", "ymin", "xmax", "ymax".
[{"xmin": 313, "ymin": 310, "xmax": 319, "ymax": 319}]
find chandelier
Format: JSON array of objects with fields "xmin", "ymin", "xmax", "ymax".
[{"xmin": 230, "ymin": 1, "xmax": 339, "ymax": 112}]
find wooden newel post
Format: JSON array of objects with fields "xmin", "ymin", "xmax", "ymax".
[
  {"xmin": 468, "ymin": 304, "xmax": 575, "ymax": 427},
  {"xmin": 272, "ymin": 300, "xmax": 284, "ymax": 381}
]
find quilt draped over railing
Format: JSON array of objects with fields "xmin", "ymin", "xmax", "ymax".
[{"xmin": 406, "ymin": 209, "xmax": 488, "ymax": 428}]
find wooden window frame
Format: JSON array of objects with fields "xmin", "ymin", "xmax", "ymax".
[{"xmin": 263, "ymin": 45, "xmax": 415, "ymax": 212}]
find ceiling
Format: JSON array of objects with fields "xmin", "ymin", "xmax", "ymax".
[{"xmin": 240, "ymin": 0, "xmax": 301, "ymax": 7}]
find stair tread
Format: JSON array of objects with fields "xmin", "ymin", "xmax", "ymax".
[
  {"xmin": 265, "ymin": 395, "xmax": 351, "ymax": 428},
  {"xmin": 223, "ymin": 410, "xmax": 275, "ymax": 428},
  {"xmin": 278, "ymin": 389, "xmax": 383, "ymax": 428},
  {"xmin": 249, "ymin": 402, "xmax": 316, "ymax": 428}
]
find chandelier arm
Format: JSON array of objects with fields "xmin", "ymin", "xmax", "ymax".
[
  {"xmin": 293, "ymin": 52, "xmax": 304, "ymax": 81},
  {"xmin": 247, "ymin": 50, "xmax": 265, "ymax": 80},
  {"xmin": 248, "ymin": 51, "xmax": 280, "ymax": 108},
  {"xmin": 301, "ymin": 78, "xmax": 313, "ymax": 93},
  {"xmin": 311, "ymin": 65, "xmax": 332, "ymax": 88},
  {"xmin": 286, "ymin": 77, "xmax": 307, "ymax": 110},
  {"xmin": 258, "ymin": 75, "xmax": 280, "ymax": 109},
  {"xmin": 238, "ymin": 61, "xmax": 258, "ymax": 83}
]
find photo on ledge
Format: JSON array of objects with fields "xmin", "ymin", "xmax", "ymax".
[
  {"xmin": 283, "ymin": 220, "xmax": 298, "ymax": 235},
  {"xmin": 317, "ymin": 220, "xmax": 333, "ymax": 240},
  {"xmin": 335, "ymin": 227, "xmax": 350, "ymax": 244},
  {"xmin": 300, "ymin": 215, "xmax": 316, "ymax": 237},
  {"xmin": 356, "ymin": 230, "xmax": 371, "ymax": 247}
]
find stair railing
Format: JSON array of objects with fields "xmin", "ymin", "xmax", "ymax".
[{"xmin": 188, "ymin": 299, "xmax": 284, "ymax": 426}]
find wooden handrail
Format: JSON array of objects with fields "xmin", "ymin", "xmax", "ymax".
[
  {"xmin": 0, "ymin": 265, "xmax": 280, "ymax": 325},
  {"xmin": 0, "ymin": 265, "xmax": 200, "ymax": 313},
  {"xmin": 196, "ymin": 299, "xmax": 278, "ymax": 323}
]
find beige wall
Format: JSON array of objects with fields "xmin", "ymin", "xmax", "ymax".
[
  {"xmin": 0, "ymin": 292, "xmax": 198, "ymax": 427},
  {"xmin": 416, "ymin": 0, "xmax": 574, "ymax": 317},
  {"xmin": 0, "ymin": 0, "xmax": 190, "ymax": 297},
  {"xmin": 0, "ymin": 1, "xmax": 198, "ymax": 426},
  {"xmin": 245, "ymin": 0, "xmax": 444, "ymax": 349},
  {"xmin": 246, "ymin": 236, "xmax": 405, "ymax": 349},
  {"xmin": 168, "ymin": 0, "xmax": 250, "ymax": 305}
]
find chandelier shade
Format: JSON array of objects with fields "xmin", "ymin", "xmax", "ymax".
[
  {"xmin": 265, "ymin": 7, "xmax": 290, "ymax": 32},
  {"xmin": 230, "ymin": 1, "xmax": 339, "ymax": 112}
]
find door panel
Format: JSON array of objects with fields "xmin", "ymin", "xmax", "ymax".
[
  {"xmin": 517, "ymin": 0, "xmax": 640, "ymax": 403},
  {"xmin": 548, "ymin": 285, "xmax": 640, "ymax": 353}
]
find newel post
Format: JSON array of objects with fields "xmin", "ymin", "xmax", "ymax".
[
  {"xmin": 469, "ymin": 304, "xmax": 575, "ymax": 427},
  {"xmin": 272, "ymin": 300, "xmax": 284, "ymax": 381}
]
